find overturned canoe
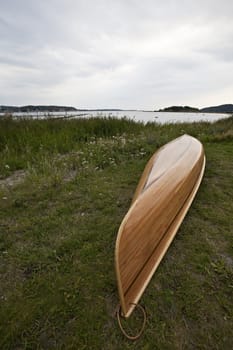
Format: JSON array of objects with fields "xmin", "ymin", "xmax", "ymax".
[{"xmin": 115, "ymin": 134, "xmax": 205, "ymax": 318}]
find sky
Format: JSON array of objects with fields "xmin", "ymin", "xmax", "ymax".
[{"xmin": 0, "ymin": 0, "xmax": 232, "ymax": 109}]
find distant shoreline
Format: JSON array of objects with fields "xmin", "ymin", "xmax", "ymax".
[{"xmin": 0, "ymin": 103, "xmax": 232, "ymax": 114}]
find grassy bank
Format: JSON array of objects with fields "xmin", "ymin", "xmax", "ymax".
[{"xmin": 0, "ymin": 116, "xmax": 233, "ymax": 349}]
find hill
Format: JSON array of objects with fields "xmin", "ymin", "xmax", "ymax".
[
  {"xmin": 200, "ymin": 104, "xmax": 233, "ymax": 113},
  {"xmin": 158, "ymin": 106, "xmax": 200, "ymax": 112},
  {"xmin": 0, "ymin": 105, "xmax": 77, "ymax": 113}
]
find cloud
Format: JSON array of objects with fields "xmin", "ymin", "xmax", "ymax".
[{"xmin": 0, "ymin": 0, "xmax": 232, "ymax": 108}]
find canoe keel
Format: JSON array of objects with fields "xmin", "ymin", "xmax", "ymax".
[{"xmin": 115, "ymin": 135, "xmax": 205, "ymax": 318}]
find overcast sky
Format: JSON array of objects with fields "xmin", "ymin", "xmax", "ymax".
[{"xmin": 0, "ymin": 0, "xmax": 232, "ymax": 109}]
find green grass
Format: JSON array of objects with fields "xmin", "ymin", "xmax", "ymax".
[{"xmin": 0, "ymin": 116, "xmax": 233, "ymax": 349}]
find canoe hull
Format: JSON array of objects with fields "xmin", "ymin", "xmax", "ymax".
[{"xmin": 115, "ymin": 135, "xmax": 205, "ymax": 317}]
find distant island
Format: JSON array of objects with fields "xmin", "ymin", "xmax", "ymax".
[
  {"xmin": 200, "ymin": 104, "xmax": 233, "ymax": 113},
  {"xmin": 157, "ymin": 104, "xmax": 233, "ymax": 113},
  {"xmin": 0, "ymin": 105, "xmax": 78, "ymax": 113},
  {"xmin": 158, "ymin": 106, "xmax": 199, "ymax": 113}
]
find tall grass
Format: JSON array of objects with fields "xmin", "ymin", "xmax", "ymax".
[
  {"xmin": 0, "ymin": 117, "xmax": 145, "ymax": 177},
  {"xmin": 0, "ymin": 115, "xmax": 233, "ymax": 349},
  {"xmin": 1, "ymin": 115, "xmax": 232, "ymax": 178}
]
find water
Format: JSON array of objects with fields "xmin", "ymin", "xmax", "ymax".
[
  {"xmin": 0, "ymin": 110, "xmax": 229, "ymax": 124},
  {"xmin": 89, "ymin": 110, "xmax": 229, "ymax": 124}
]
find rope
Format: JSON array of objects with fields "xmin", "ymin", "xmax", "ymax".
[{"xmin": 116, "ymin": 303, "xmax": 147, "ymax": 340}]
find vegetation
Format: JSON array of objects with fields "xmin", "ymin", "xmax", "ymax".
[
  {"xmin": 0, "ymin": 115, "xmax": 233, "ymax": 349},
  {"xmin": 158, "ymin": 106, "xmax": 199, "ymax": 113},
  {"xmin": 0, "ymin": 105, "xmax": 77, "ymax": 113},
  {"xmin": 157, "ymin": 104, "xmax": 233, "ymax": 113},
  {"xmin": 200, "ymin": 104, "xmax": 233, "ymax": 114}
]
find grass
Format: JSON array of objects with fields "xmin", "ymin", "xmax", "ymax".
[{"xmin": 0, "ymin": 115, "xmax": 233, "ymax": 349}]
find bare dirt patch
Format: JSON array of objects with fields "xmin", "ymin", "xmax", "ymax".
[{"xmin": 0, "ymin": 170, "xmax": 26, "ymax": 187}]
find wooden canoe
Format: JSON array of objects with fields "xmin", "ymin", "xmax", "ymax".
[{"xmin": 115, "ymin": 134, "xmax": 205, "ymax": 318}]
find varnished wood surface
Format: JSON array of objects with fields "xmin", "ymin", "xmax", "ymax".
[{"xmin": 115, "ymin": 135, "xmax": 205, "ymax": 317}]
